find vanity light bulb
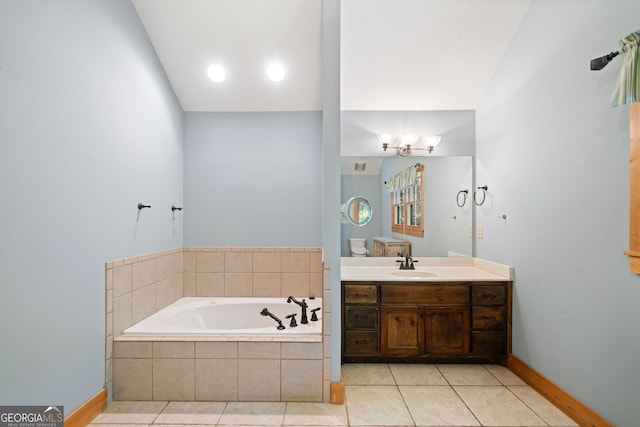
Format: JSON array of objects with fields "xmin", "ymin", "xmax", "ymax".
[
  {"xmin": 402, "ymin": 134, "xmax": 419, "ymax": 145},
  {"xmin": 427, "ymin": 135, "xmax": 442, "ymax": 147},
  {"xmin": 378, "ymin": 134, "xmax": 395, "ymax": 144}
]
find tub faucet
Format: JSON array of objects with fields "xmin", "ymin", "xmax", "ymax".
[
  {"xmin": 260, "ymin": 308, "xmax": 285, "ymax": 330},
  {"xmin": 286, "ymin": 296, "xmax": 308, "ymax": 324}
]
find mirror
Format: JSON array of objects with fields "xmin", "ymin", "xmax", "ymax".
[
  {"xmin": 341, "ymin": 196, "xmax": 373, "ymax": 226},
  {"xmin": 341, "ymin": 156, "xmax": 473, "ymax": 257}
]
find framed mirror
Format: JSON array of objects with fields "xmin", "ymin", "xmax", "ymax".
[{"xmin": 341, "ymin": 196, "xmax": 373, "ymax": 226}]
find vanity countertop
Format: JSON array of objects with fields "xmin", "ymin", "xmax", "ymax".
[{"xmin": 340, "ymin": 256, "xmax": 512, "ymax": 282}]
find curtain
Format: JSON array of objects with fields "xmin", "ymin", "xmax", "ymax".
[
  {"xmin": 611, "ymin": 30, "xmax": 640, "ymax": 107},
  {"xmin": 385, "ymin": 165, "xmax": 417, "ymax": 193}
]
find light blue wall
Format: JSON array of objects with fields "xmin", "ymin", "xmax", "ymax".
[
  {"xmin": 476, "ymin": 0, "xmax": 640, "ymax": 425},
  {"xmin": 0, "ymin": 0, "xmax": 183, "ymax": 412},
  {"xmin": 183, "ymin": 112, "xmax": 322, "ymax": 246}
]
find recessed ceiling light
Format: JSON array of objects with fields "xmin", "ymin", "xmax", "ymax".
[
  {"xmin": 207, "ymin": 64, "xmax": 226, "ymax": 83},
  {"xmin": 267, "ymin": 63, "xmax": 285, "ymax": 82}
]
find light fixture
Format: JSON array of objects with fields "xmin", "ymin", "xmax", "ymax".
[
  {"xmin": 267, "ymin": 63, "xmax": 285, "ymax": 82},
  {"xmin": 379, "ymin": 134, "xmax": 442, "ymax": 156},
  {"xmin": 207, "ymin": 64, "xmax": 226, "ymax": 83}
]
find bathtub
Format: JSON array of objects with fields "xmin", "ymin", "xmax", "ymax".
[{"xmin": 123, "ymin": 297, "xmax": 323, "ymax": 336}]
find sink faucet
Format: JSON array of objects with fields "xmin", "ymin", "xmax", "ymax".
[
  {"xmin": 287, "ymin": 296, "xmax": 308, "ymax": 324},
  {"xmin": 396, "ymin": 254, "xmax": 417, "ymax": 270}
]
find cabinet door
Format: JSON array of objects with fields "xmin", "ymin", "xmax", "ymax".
[
  {"xmin": 424, "ymin": 307, "xmax": 470, "ymax": 354},
  {"xmin": 381, "ymin": 306, "xmax": 423, "ymax": 355}
]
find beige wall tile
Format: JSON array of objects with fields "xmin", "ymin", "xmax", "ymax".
[
  {"xmin": 282, "ymin": 273, "xmax": 310, "ymax": 297},
  {"xmin": 113, "ymin": 294, "xmax": 132, "ymax": 337},
  {"xmin": 106, "ymin": 289, "xmax": 113, "ymax": 314},
  {"xmin": 132, "ymin": 259, "xmax": 156, "ymax": 290},
  {"xmin": 238, "ymin": 342, "xmax": 281, "ymax": 359},
  {"xmin": 253, "ymin": 252, "xmax": 282, "ymax": 272},
  {"xmin": 106, "ymin": 312, "xmax": 113, "ymax": 337},
  {"xmin": 224, "ymin": 273, "xmax": 253, "ymax": 297},
  {"xmin": 225, "ymin": 252, "xmax": 252, "ymax": 272},
  {"xmin": 183, "ymin": 272, "xmax": 196, "ymax": 296},
  {"xmin": 281, "ymin": 359, "xmax": 323, "ymax": 401},
  {"xmin": 152, "ymin": 359, "xmax": 195, "ymax": 401},
  {"xmin": 153, "ymin": 342, "xmax": 195, "ymax": 358},
  {"xmin": 155, "ymin": 276, "xmax": 178, "ymax": 310},
  {"xmin": 105, "ymin": 266, "xmax": 113, "ymax": 291},
  {"xmin": 114, "ymin": 341, "xmax": 152, "ymax": 358},
  {"xmin": 282, "ymin": 252, "xmax": 309, "ymax": 273},
  {"xmin": 196, "ymin": 272, "xmax": 225, "ymax": 296},
  {"xmin": 238, "ymin": 359, "xmax": 280, "ymax": 401},
  {"xmin": 196, "ymin": 342, "xmax": 238, "ymax": 359},
  {"xmin": 113, "ymin": 358, "xmax": 152, "ymax": 400},
  {"xmin": 309, "ymin": 272, "xmax": 323, "ymax": 298},
  {"xmin": 309, "ymin": 252, "xmax": 323, "ymax": 273},
  {"xmin": 131, "ymin": 286, "xmax": 156, "ymax": 324},
  {"xmin": 281, "ymin": 342, "xmax": 323, "ymax": 359},
  {"xmin": 155, "ymin": 254, "xmax": 176, "ymax": 281},
  {"xmin": 197, "ymin": 252, "xmax": 225, "ymax": 273},
  {"xmin": 195, "ymin": 359, "xmax": 238, "ymax": 401},
  {"xmin": 184, "ymin": 252, "xmax": 197, "ymax": 272},
  {"xmin": 113, "ymin": 265, "xmax": 132, "ymax": 298},
  {"xmin": 252, "ymin": 273, "xmax": 282, "ymax": 297}
]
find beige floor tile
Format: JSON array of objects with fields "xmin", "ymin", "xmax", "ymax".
[
  {"xmin": 342, "ymin": 363, "xmax": 395, "ymax": 385},
  {"xmin": 454, "ymin": 386, "xmax": 547, "ymax": 426},
  {"xmin": 218, "ymin": 402, "xmax": 286, "ymax": 425},
  {"xmin": 400, "ymin": 385, "xmax": 480, "ymax": 426},
  {"xmin": 153, "ymin": 401, "xmax": 226, "ymax": 424},
  {"xmin": 88, "ymin": 424, "xmax": 149, "ymax": 427},
  {"xmin": 509, "ymin": 386, "xmax": 580, "ymax": 426},
  {"xmin": 91, "ymin": 401, "xmax": 167, "ymax": 424},
  {"xmin": 283, "ymin": 402, "xmax": 348, "ymax": 425},
  {"xmin": 437, "ymin": 364, "xmax": 501, "ymax": 385},
  {"xmin": 483, "ymin": 364, "xmax": 527, "ymax": 385},
  {"xmin": 345, "ymin": 385, "xmax": 414, "ymax": 426},
  {"xmin": 389, "ymin": 364, "xmax": 448, "ymax": 385}
]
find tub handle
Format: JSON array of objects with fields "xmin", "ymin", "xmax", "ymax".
[
  {"xmin": 286, "ymin": 313, "xmax": 298, "ymax": 328},
  {"xmin": 310, "ymin": 307, "xmax": 321, "ymax": 322}
]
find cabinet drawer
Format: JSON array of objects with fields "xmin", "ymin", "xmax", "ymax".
[
  {"xmin": 471, "ymin": 331, "xmax": 505, "ymax": 354},
  {"xmin": 344, "ymin": 284, "xmax": 377, "ymax": 304},
  {"xmin": 472, "ymin": 306, "xmax": 505, "ymax": 330},
  {"xmin": 381, "ymin": 284, "xmax": 468, "ymax": 305},
  {"xmin": 344, "ymin": 331, "xmax": 378, "ymax": 354},
  {"xmin": 345, "ymin": 306, "xmax": 378, "ymax": 329},
  {"xmin": 472, "ymin": 285, "xmax": 506, "ymax": 305}
]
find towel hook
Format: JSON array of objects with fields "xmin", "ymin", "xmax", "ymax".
[
  {"xmin": 171, "ymin": 205, "xmax": 183, "ymax": 212},
  {"xmin": 138, "ymin": 203, "xmax": 151, "ymax": 210},
  {"xmin": 474, "ymin": 185, "xmax": 488, "ymax": 206}
]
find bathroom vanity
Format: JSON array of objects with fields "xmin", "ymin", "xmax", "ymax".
[{"xmin": 341, "ymin": 257, "xmax": 512, "ymax": 365}]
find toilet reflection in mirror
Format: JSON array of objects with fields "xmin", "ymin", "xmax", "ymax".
[{"xmin": 340, "ymin": 196, "xmax": 372, "ymax": 226}]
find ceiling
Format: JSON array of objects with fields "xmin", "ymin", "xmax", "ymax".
[{"xmin": 132, "ymin": 0, "xmax": 532, "ymax": 113}]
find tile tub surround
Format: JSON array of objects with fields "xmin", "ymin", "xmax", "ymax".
[
  {"xmin": 113, "ymin": 341, "xmax": 324, "ymax": 402},
  {"xmin": 105, "ymin": 246, "xmax": 328, "ymax": 403}
]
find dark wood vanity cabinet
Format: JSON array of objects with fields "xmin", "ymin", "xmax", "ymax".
[{"xmin": 342, "ymin": 281, "xmax": 511, "ymax": 364}]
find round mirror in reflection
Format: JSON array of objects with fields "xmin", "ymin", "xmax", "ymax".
[{"xmin": 341, "ymin": 196, "xmax": 372, "ymax": 226}]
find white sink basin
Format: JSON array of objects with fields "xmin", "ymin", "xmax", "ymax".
[{"xmin": 390, "ymin": 270, "xmax": 437, "ymax": 278}]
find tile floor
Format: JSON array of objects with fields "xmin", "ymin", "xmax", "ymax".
[{"xmin": 90, "ymin": 363, "xmax": 579, "ymax": 427}]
